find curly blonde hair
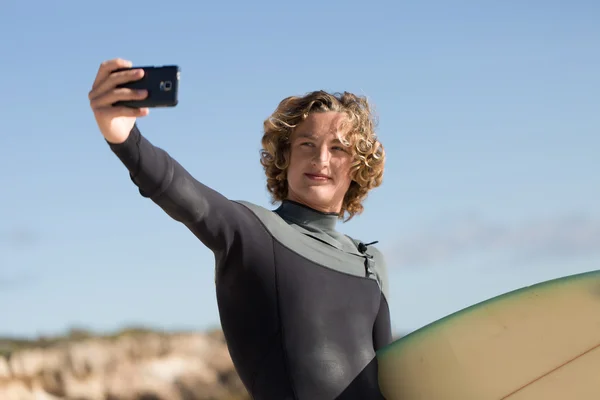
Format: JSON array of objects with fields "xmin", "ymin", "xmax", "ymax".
[{"xmin": 260, "ymin": 90, "xmax": 385, "ymax": 221}]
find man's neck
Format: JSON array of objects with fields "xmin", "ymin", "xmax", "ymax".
[{"xmin": 275, "ymin": 199, "xmax": 339, "ymax": 232}]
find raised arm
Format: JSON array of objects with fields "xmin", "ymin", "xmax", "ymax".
[
  {"xmin": 88, "ymin": 58, "xmax": 250, "ymax": 252},
  {"xmin": 108, "ymin": 124, "xmax": 249, "ymax": 251}
]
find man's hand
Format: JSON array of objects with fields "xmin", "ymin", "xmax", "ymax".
[{"xmin": 88, "ymin": 58, "xmax": 149, "ymax": 144}]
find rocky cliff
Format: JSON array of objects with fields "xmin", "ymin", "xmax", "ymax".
[{"xmin": 0, "ymin": 328, "xmax": 250, "ymax": 400}]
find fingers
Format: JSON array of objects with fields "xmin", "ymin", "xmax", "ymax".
[
  {"xmin": 89, "ymin": 68, "xmax": 144, "ymax": 103},
  {"xmin": 92, "ymin": 58, "xmax": 133, "ymax": 90},
  {"xmin": 89, "ymin": 59, "xmax": 150, "ymax": 122},
  {"xmin": 90, "ymin": 87, "xmax": 148, "ymax": 109},
  {"xmin": 95, "ymin": 67, "xmax": 144, "ymax": 96}
]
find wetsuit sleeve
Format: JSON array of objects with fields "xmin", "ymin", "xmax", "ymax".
[
  {"xmin": 373, "ymin": 298, "xmax": 393, "ymax": 351},
  {"xmin": 372, "ymin": 250, "xmax": 393, "ymax": 351},
  {"xmin": 107, "ymin": 124, "xmax": 246, "ymax": 252}
]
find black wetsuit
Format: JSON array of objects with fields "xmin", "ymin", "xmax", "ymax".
[{"xmin": 108, "ymin": 124, "xmax": 393, "ymax": 399}]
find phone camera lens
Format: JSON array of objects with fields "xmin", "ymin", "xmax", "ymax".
[{"xmin": 160, "ymin": 81, "xmax": 172, "ymax": 91}]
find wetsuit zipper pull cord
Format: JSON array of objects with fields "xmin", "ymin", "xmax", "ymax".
[{"xmin": 358, "ymin": 241, "xmax": 382, "ymax": 291}]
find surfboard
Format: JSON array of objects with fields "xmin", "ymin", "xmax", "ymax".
[{"xmin": 376, "ymin": 269, "xmax": 600, "ymax": 400}]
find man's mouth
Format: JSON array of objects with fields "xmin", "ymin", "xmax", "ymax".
[{"xmin": 305, "ymin": 173, "xmax": 330, "ymax": 181}]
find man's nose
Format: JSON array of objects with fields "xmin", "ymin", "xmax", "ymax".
[{"xmin": 312, "ymin": 146, "xmax": 331, "ymax": 164}]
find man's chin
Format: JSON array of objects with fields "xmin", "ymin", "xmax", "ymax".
[
  {"xmin": 303, "ymin": 187, "xmax": 333, "ymax": 199},
  {"xmin": 296, "ymin": 190, "xmax": 340, "ymax": 210}
]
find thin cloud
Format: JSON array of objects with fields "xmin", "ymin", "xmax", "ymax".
[
  {"xmin": 388, "ymin": 213, "xmax": 600, "ymax": 268},
  {"xmin": 0, "ymin": 274, "xmax": 37, "ymax": 290},
  {"xmin": 0, "ymin": 228, "xmax": 40, "ymax": 248},
  {"xmin": 0, "ymin": 228, "xmax": 40, "ymax": 289}
]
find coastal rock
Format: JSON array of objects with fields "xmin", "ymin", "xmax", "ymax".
[{"xmin": 0, "ymin": 330, "xmax": 249, "ymax": 400}]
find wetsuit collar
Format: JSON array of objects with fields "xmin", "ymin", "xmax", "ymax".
[
  {"xmin": 274, "ymin": 200, "xmax": 365, "ymax": 256},
  {"xmin": 275, "ymin": 200, "xmax": 339, "ymax": 232}
]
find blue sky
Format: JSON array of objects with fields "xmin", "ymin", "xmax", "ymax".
[{"xmin": 1, "ymin": 0, "xmax": 599, "ymax": 338}]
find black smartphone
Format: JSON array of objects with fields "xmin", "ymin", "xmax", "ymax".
[{"xmin": 113, "ymin": 65, "xmax": 180, "ymax": 108}]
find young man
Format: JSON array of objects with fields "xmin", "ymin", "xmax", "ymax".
[{"xmin": 88, "ymin": 58, "xmax": 392, "ymax": 399}]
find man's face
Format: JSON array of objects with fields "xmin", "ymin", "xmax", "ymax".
[{"xmin": 286, "ymin": 111, "xmax": 353, "ymax": 213}]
